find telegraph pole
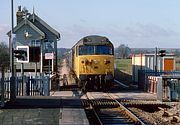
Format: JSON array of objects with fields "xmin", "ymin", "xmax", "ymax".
[{"xmin": 10, "ymin": 0, "xmax": 16, "ymax": 101}]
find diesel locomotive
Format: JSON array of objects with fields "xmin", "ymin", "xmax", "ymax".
[{"xmin": 68, "ymin": 35, "xmax": 114, "ymax": 91}]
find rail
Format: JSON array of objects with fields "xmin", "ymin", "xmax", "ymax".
[
  {"xmin": 84, "ymin": 94, "xmax": 103, "ymax": 125},
  {"xmin": 108, "ymin": 93, "xmax": 146, "ymax": 125},
  {"xmin": 84, "ymin": 92, "xmax": 146, "ymax": 125}
]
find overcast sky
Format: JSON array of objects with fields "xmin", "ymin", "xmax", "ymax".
[{"xmin": 0, "ymin": 0, "xmax": 180, "ymax": 48}]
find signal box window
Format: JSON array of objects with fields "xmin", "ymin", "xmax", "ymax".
[
  {"xmin": 30, "ymin": 40, "xmax": 41, "ymax": 46},
  {"xmin": 44, "ymin": 40, "xmax": 54, "ymax": 53}
]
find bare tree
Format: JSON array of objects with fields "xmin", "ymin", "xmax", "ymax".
[
  {"xmin": 0, "ymin": 42, "xmax": 10, "ymax": 67},
  {"xmin": 115, "ymin": 44, "xmax": 131, "ymax": 59}
]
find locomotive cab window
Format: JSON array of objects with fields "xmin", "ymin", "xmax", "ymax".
[
  {"xmin": 79, "ymin": 45, "xmax": 94, "ymax": 55},
  {"xmin": 79, "ymin": 45, "xmax": 113, "ymax": 55},
  {"xmin": 96, "ymin": 45, "xmax": 113, "ymax": 55},
  {"xmin": 76, "ymin": 46, "xmax": 79, "ymax": 56}
]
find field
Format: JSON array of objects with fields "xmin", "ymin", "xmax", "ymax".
[
  {"xmin": 114, "ymin": 59, "xmax": 132, "ymax": 75},
  {"xmin": 114, "ymin": 59, "xmax": 132, "ymax": 84},
  {"xmin": 176, "ymin": 57, "xmax": 180, "ymax": 70}
]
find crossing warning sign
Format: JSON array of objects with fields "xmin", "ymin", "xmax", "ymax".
[{"xmin": 45, "ymin": 53, "xmax": 54, "ymax": 60}]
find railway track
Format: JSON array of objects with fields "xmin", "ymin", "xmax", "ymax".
[
  {"xmin": 82, "ymin": 92, "xmax": 146, "ymax": 125},
  {"xmin": 59, "ymin": 84, "xmax": 80, "ymax": 91}
]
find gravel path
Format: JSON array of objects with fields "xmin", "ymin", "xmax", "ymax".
[{"xmin": 58, "ymin": 59, "xmax": 76, "ymax": 86}]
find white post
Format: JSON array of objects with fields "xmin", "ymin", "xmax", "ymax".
[
  {"xmin": 52, "ymin": 59, "xmax": 54, "ymax": 73},
  {"xmin": 40, "ymin": 41, "xmax": 43, "ymax": 73}
]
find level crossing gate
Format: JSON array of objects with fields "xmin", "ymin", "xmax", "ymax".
[
  {"xmin": 138, "ymin": 70, "xmax": 180, "ymax": 91},
  {"xmin": 16, "ymin": 75, "xmax": 50, "ymax": 96},
  {"xmin": 0, "ymin": 69, "xmax": 50, "ymax": 107}
]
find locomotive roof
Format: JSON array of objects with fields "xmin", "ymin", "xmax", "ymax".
[{"xmin": 72, "ymin": 35, "xmax": 113, "ymax": 49}]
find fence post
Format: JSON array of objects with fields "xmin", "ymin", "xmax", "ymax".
[
  {"xmin": 26, "ymin": 77, "xmax": 30, "ymax": 96},
  {"xmin": 1, "ymin": 66, "xmax": 5, "ymax": 107},
  {"xmin": 43, "ymin": 76, "xmax": 50, "ymax": 96},
  {"xmin": 16, "ymin": 77, "xmax": 18, "ymax": 96}
]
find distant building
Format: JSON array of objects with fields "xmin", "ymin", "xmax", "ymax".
[{"xmin": 7, "ymin": 6, "xmax": 60, "ymax": 74}]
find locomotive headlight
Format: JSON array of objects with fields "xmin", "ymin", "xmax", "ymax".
[
  {"xmin": 104, "ymin": 60, "xmax": 110, "ymax": 64},
  {"xmin": 93, "ymin": 60, "xmax": 99, "ymax": 64}
]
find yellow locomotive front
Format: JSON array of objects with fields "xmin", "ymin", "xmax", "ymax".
[
  {"xmin": 79, "ymin": 55, "xmax": 114, "ymax": 77},
  {"xmin": 73, "ymin": 36, "xmax": 114, "ymax": 91}
]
